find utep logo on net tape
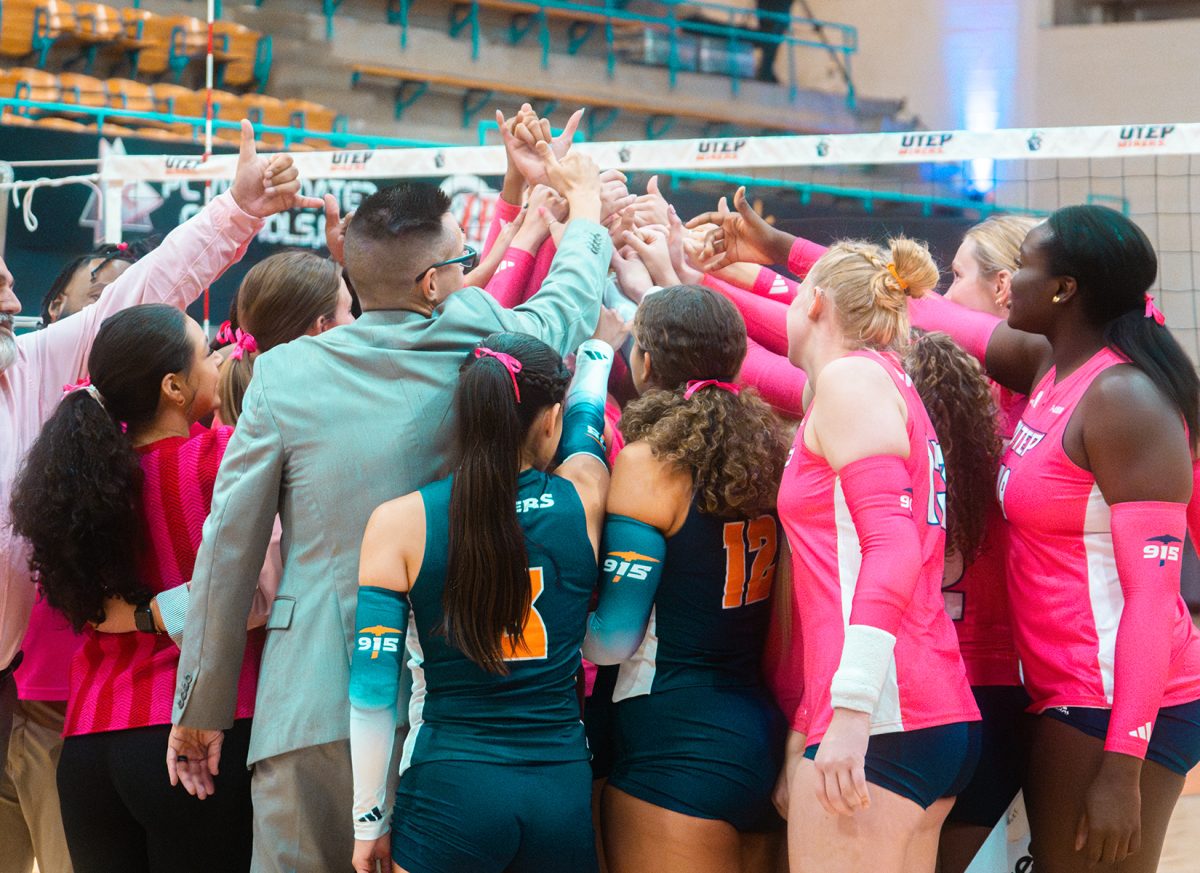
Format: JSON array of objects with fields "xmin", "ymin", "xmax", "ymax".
[
  {"xmin": 898, "ymin": 132, "xmax": 953, "ymax": 156},
  {"xmin": 164, "ymin": 156, "xmax": 205, "ymax": 175},
  {"xmin": 330, "ymin": 150, "xmax": 375, "ymax": 172},
  {"xmin": 1117, "ymin": 125, "xmax": 1176, "ymax": 149},
  {"xmin": 695, "ymin": 139, "xmax": 747, "ymax": 162}
]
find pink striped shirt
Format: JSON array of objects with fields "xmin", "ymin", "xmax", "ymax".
[{"xmin": 64, "ymin": 427, "xmax": 263, "ymax": 736}]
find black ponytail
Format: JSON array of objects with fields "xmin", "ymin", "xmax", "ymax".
[
  {"xmin": 1043, "ymin": 205, "xmax": 1199, "ymax": 448},
  {"xmin": 443, "ymin": 332, "xmax": 570, "ymax": 674},
  {"xmin": 10, "ymin": 304, "xmax": 195, "ymax": 630}
]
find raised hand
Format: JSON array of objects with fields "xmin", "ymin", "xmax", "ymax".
[
  {"xmin": 230, "ymin": 120, "xmax": 324, "ymax": 218},
  {"xmin": 497, "ymin": 104, "xmax": 585, "ymax": 188},
  {"xmin": 598, "ymin": 169, "xmax": 635, "ymax": 223},
  {"xmin": 685, "ymin": 186, "xmax": 792, "ymax": 271},
  {"xmin": 590, "ymin": 305, "xmax": 632, "ymax": 349},
  {"xmin": 323, "ymin": 194, "xmax": 353, "ymax": 265},
  {"xmin": 623, "ymin": 224, "xmax": 679, "ymax": 287},
  {"xmin": 166, "ymin": 725, "xmax": 225, "ymax": 800},
  {"xmin": 667, "ymin": 205, "xmax": 704, "ymax": 285},
  {"xmin": 610, "ymin": 245, "xmax": 654, "ymax": 304},
  {"xmin": 536, "ymin": 141, "xmax": 601, "ymax": 224},
  {"xmin": 630, "ymin": 174, "xmax": 670, "ymax": 228}
]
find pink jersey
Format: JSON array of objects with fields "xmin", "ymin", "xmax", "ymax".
[
  {"xmin": 998, "ymin": 347, "xmax": 1200, "ymax": 714},
  {"xmin": 778, "ymin": 349, "xmax": 977, "ymax": 743},
  {"xmin": 943, "ymin": 383, "xmax": 1026, "ymax": 687}
]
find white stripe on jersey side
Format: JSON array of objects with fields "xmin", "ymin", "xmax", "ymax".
[
  {"xmin": 613, "ymin": 607, "xmax": 658, "ymax": 702},
  {"xmin": 834, "ymin": 478, "xmax": 904, "ymax": 733},
  {"xmin": 398, "ymin": 612, "xmax": 426, "ymax": 775},
  {"xmin": 1083, "ymin": 483, "xmax": 1119, "ymax": 704}
]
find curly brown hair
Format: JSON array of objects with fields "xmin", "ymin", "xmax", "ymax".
[
  {"xmin": 905, "ymin": 330, "xmax": 1003, "ymax": 564},
  {"xmin": 623, "ymin": 285, "xmax": 789, "ymax": 518}
]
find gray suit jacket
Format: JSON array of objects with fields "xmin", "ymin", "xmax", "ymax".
[{"xmin": 173, "ymin": 219, "xmax": 612, "ymax": 765}]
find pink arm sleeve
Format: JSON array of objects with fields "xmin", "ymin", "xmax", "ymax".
[
  {"xmin": 787, "ymin": 236, "xmax": 828, "ymax": 280},
  {"xmin": 482, "ymin": 197, "xmax": 523, "ymax": 260},
  {"xmin": 751, "ymin": 267, "xmax": 798, "ymax": 302},
  {"xmin": 841, "ymin": 455, "xmax": 923, "ymax": 635},
  {"xmin": 702, "ymin": 274, "xmax": 789, "ymax": 356},
  {"xmin": 1106, "ymin": 500, "xmax": 1189, "ymax": 757},
  {"xmin": 523, "ymin": 237, "xmax": 558, "ymax": 304},
  {"xmin": 21, "ymin": 190, "xmax": 263, "ymax": 404},
  {"xmin": 1187, "ymin": 460, "xmax": 1200, "ymax": 548},
  {"xmin": 907, "ymin": 292, "xmax": 1002, "ymax": 365},
  {"xmin": 738, "ymin": 338, "xmax": 807, "ymax": 418},
  {"xmin": 484, "ymin": 247, "xmax": 536, "ymax": 309}
]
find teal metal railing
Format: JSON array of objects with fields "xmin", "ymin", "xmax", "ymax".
[{"xmin": 384, "ymin": 1, "xmax": 857, "ymax": 105}]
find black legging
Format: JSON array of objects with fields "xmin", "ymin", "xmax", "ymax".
[{"xmin": 57, "ymin": 718, "xmax": 254, "ymax": 873}]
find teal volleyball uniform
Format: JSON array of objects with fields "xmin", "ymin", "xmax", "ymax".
[
  {"xmin": 605, "ymin": 501, "xmax": 787, "ymax": 832},
  {"xmin": 393, "ymin": 468, "xmax": 599, "ymax": 873}
]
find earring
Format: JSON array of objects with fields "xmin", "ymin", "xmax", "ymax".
[{"xmin": 1051, "ymin": 295, "xmax": 1062, "ymax": 303}]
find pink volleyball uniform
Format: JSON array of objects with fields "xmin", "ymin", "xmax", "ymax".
[
  {"xmin": 943, "ymin": 383, "xmax": 1026, "ymax": 688},
  {"xmin": 998, "ymin": 348, "xmax": 1200, "ymax": 724},
  {"xmin": 778, "ymin": 349, "xmax": 978, "ymax": 744}
]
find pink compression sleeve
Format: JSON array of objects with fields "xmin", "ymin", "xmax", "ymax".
[
  {"xmin": 738, "ymin": 338, "xmax": 807, "ymax": 418},
  {"xmin": 484, "ymin": 247, "xmax": 536, "ymax": 309},
  {"xmin": 1187, "ymin": 459, "xmax": 1200, "ymax": 549},
  {"xmin": 751, "ymin": 267, "xmax": 798, "ymax": 302},
  {"xmin": 840, "ymin": 455, "xmax": 923, "ymax": 636},
  {"xmin": 1107, "ymin": 500, "xmax": 1189, "ymax": 758},
  {"xmin": 482, "ymin": 197, "xmax": 523, "ymax": 259},
  {"xmin": 787, "ymin": 236, "xmax": 828, "ymax": 280},
  {"xmin": 702, "ymin": 274, "xmax": 789, "ymax": 356},
  {"xmin": 523, "ymin": 237, "xmax": 558, "ymax": 304},
  {"xmin": 907, "ymin": 292, "xmax": 1002, "ymax": 365}
]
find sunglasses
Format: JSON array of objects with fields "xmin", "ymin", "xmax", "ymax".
[{"xmin": 415, "ymin": 246, "xmax": 479, "ymax": 284}]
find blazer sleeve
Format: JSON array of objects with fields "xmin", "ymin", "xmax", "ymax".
[
  {"xmin": 172, "ymin": 365, "xmax": 285, "ymax": 729},
  {"xmin": 496, "ymin": 219, "xmax": 612, "ymax": 357}
]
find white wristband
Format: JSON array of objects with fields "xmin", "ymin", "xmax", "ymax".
[{"xmin": 829, "ymin": 624, "xmax": 897, "ymax": 715}]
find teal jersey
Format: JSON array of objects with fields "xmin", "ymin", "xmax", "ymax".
[
  {"xmin": 401, "ymin": 468, "xmax": 596, "ymax": 771},
  {"xmin": 614, "ymin": 501, "xmax": 780, "ymax": 702}
]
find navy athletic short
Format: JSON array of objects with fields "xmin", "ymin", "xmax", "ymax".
[
  {"xmin": 1042, "ymin": 697, "xmax": 1200, "ymax": 776},
  {"xmin": 607, "ymin": 684, "xmax": 786, "ymax": 832},
  {"xmin": 947, "ymin": 685, "xmax": 1033, "ymax": 826},
  {"xmin": 391, "ymin": 759, "xmax": 598, "ymax": 873},
  {"xmin": 805, "ymin": 720, "xmax": 982, "ymax": 810}
]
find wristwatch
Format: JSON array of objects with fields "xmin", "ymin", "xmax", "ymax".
[{"xmin": 134, "ymin": 596, "xmax": 161, "ymax": 635}]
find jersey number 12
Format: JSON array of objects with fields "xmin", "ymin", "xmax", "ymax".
[{"xmin": 722, "ymin": 516, "xmax": 778, "ymax": 609}]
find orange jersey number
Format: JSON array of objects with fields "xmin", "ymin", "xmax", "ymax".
[
  {"xmin": 501, "ymin": 566, "xmax": 550, "ymax": 661},
  {"xmin": 721, "ymin": 516, "xmax": 778, "ymax": 609}
]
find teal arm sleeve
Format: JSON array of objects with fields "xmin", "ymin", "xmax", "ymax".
[
  {"xmin": 557, "ymin": 339, "xmax": 616, "ymax": 468},
  {"xmin": 583, "ymin": 514, "xmax": 667, "ymax": 665},
  {"xmin": 349, "ymin": 586, "xmax": 410, "ymax": 840}
]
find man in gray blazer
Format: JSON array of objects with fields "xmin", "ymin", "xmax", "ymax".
[{"xmin": 169, "ymin": 146, "xmax": 608, "ymax": 872}]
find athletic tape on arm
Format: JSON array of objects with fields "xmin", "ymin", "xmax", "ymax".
[
  {"xmin": 349, "ymin": 586, "xmax": 410, "ymax": 840},
  {"xmin": 558, "ymin": 339, "xmax": 616, "ymax": 468},
  {"xmin": 583, "ymin": 514, "xmax": 668, "ymax": 665}
]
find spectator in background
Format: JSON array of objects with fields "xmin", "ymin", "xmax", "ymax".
[
  {"xmin": 38, "ymin": 239, "xmax": 159, "ymax": 326},
  {"xmin": 755, "ymin": 0, "xmax": 793, "ymax": 83},
  {"xmin": 0, "ymin": 121, "xmax": 321, "ymax": 873}
]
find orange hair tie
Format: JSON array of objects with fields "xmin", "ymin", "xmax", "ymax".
[{"xmin": 886, "ymin": 263, "xmax": 908, "ymax": 291}]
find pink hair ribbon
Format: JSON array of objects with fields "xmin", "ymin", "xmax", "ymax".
[
  {"xmin": 62, "ymin": 376, "xmax": 92, "ymax": 395},
  {"xmin": 475, "ymin": 346, "xmax": 523, "ymax": 401},
  {"xmin": 228, "ymin": 329, "xmax": 258, "ymax": 361},
  {"xmin": 683, "ymin": 379, "xmax": 742, "ymax": 400},
  {"xmin": 215, "ymin": 320, "xmax": 237, "ymax": 345},
  {"xmin": 1144, "ymin": 293, "xmax": 1166, "ymax": 326}
]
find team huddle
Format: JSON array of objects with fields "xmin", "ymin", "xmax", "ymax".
[{"xmin": 1, "ymin": 106, "xmax": 1199, "ymax": 873}]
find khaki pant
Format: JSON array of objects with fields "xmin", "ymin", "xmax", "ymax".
[
  {"xmin": 0, "ymin": 696, "xmax": 72, "ymax": 873},
  {"xmin": 250, "ymin": 732, "xmax": 404, "ymax": 873}
]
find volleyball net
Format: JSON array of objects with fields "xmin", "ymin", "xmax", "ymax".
[{"xmin": 8, "ymin": 120, "xmax": 1198, "ymax": 357}]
